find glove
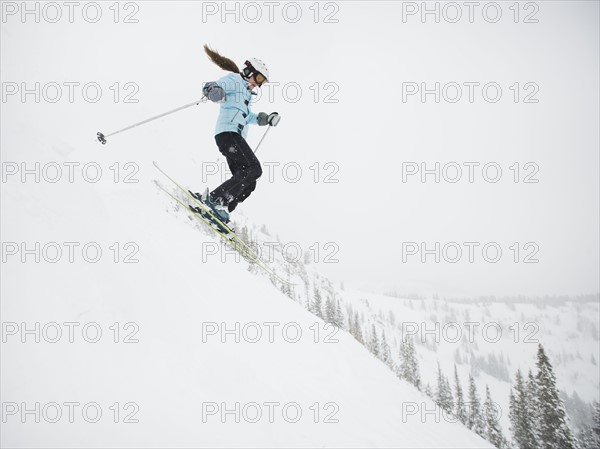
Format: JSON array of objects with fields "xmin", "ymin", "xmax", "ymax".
[
  {"xmin": 202, "ymin": 82, "xmax": 225, "ymax": 103},
  {"xmin": 257, "ymin": 112, "xmax": 281, "ymax": 126},
  {"xmin": 257, "ymin": 112, "xmax": 268, "ymax": 126},
  {"xmin": 267, "ymin": 112, "xmax": 281, "ymax": 127}
]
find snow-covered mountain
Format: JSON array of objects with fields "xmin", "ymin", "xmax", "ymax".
[
  {"xmin": 338, "ymin": 289, "xmax": 600, "ymax": 436},
  {"xmin": 1, "ymin": 118, "xmax": 494, "ymax": 447},
  {"xmin": 217, "ymin": 210, "xmax": 600, "ymax": 443}
]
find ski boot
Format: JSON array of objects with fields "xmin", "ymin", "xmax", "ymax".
[{"xmin": 188, "ymin": 189, "xmax": 233, "ymax": 234}]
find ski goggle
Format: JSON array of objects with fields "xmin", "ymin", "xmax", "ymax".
[
  {"xmin": 243, "ymin": 66, "xmax": 267, "ymax": 87},
  {"xmin": 254, "ymin": 72, "xmax": 267, "ymax": 86}
]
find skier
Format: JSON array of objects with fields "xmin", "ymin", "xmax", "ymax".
[{"xmin": 196, "ymin": 45, "xmax": 280, "ymax": 225}]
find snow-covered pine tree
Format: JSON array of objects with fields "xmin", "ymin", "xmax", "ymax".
[
  {"xmin": 280, "ymin": 275, "xmax": 293, "ymax": 299},
  {"xmin": 398, "ymin": 336, "xmax": 421, "ymax": 389},
  {"xmin": 484, "ymin": 385, "xmax": 508, "ymax": 448},
  {"xmin": 325, "ymin": 296, "xmax": 336, "ymax": 325},
  {"xmin": 593, "ymin": 400, "xmax": 600, "ymax": 443},
  {"xmin": 380, "ymin": 331, "xmax": 393, "ymax": 368},
  {"xmin": 353, "ymin": 312, "xmax": 364, "ymax": 344},
  {"xmin": 454, "ymin": 365, "xmax": 467, "ymax": 425},
  {"xmin": 467, "ymin": 373, "xmax": 486, "ymax": 437},
  {"xmin": 303, "ymin": 279, "xmax": 311, "ymax": 311},
  {"xmin": 424, "ymin": 383, "xmax": 434, "ymax": 398},
  {"xmin": 526, "ymin": 369, "xmax": 541, "ymax": 444},
  {"xmin": 577, "ymin": 425, "xmax": 598, "ymax": 449},
  {"xmin": 407, "ymin": 337, "xmax": 421, "ymax": 389},
  {"xmin": 334, "ymin": 300, "xmax": 345, "ymax": 329},
  {"xmin": 509, "ymin": 388, "xmax": 518, "ymax": 442},
  {"xmin": 397, "ymin": 339, "xmax": 407, "ymax": 378},
  {"xmin": 444, "ymin": 375, "xmax": 454, "ymax": 413},
  {"xmin": 369, "ymin": 324, "xmax": 379, "ymax": 357},
  {"xmin": 347, "ymin": 309, "xmax": 354, "ymax": 334},
  {"xmin": 578, "ymin": 400, "xmax": 600, "ymax": 449},
  {"xmin": 435, "ymin": 363, "xmax": 454, "ymax": 413},
  {"xmin": 534, "ymin": 344, "xmax": 576, "ymax": 449},
  {"xmin": 303, "ymin": 248, "xmax": 312, "ymax": 265},
  {"xmin": 313, "ymin": 286, "xmax": 324, "ymax": 320},
  {"xmin": 509, "ymin": 369, "xmax": 537, "ymax": 449},
  {"xmin": 239, "ymin": 225, "xmax": 250, "ymax": 245}
]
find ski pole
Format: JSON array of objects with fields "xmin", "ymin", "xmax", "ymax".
[
  {"xmin": 96, "ymin": 96, "xmax": 206, "ymax": 144},
  {"xmin": 253, "ymin": 126, "xmax": 272, "ymax": 154}
]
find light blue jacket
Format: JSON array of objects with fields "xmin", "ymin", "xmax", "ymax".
[{"xmin": 210, "ymin": 72, "xmax": 259, "ymax": 140}]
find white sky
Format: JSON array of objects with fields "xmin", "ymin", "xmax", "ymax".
[{"xmin": 2, "ymin": 1, "xmax": 598, "ymax": 297}]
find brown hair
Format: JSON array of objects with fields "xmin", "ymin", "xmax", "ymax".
[{"xmin": 204, "ymin": 44, "xmax": 240, "ymax": 74}]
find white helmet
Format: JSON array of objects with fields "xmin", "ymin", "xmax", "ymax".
[{"xmin": 243, "ymin": 57, "xmax": 269, "ymax": 82}]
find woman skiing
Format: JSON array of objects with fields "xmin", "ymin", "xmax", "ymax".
[{"xmin": 198, "ymin": 45, "xmax": 280, "ymax": 226}]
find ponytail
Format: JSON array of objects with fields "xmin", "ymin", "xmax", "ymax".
[{"xmin": 204, "ymin": 44, "xmax": 240, "ymax": 74}]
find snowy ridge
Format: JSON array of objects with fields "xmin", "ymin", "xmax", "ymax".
[
  {"xmin": 1, "ymin": 117, "xmax": 491, "ymax": 447},
  {"xmin": 172, "ymin": 187, "xmax": 600, "ymax": 447}
]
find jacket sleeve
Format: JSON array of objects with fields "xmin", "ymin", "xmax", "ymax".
[{"xmin": 246, "ymin": 110, "xmax": 259, "ymax": 125}]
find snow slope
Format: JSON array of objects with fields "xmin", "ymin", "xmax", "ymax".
[
  {"xmin": 339, "ymin": 289, "xmax": 600, "ymax": 435},
  {"xmin": 0, "ymin": 118, "xmax": 492, "ymax": 447}
]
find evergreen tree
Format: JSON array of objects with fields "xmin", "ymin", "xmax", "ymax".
[
  {"xmin": 444, "ymin": 375, "xmax": 454, "ymax": 412},
  {"xmin": 435, "ymin": 363, "xmax": 454, "ymax": 413},
  {"xmin": 526, "ymin": 369, "xmax": 541, "ymax": 444},
  {"xmin": 577, "ymin": 426, "xmax": 598, "ymax": 449},
  {"xmin": 454, "ymin": 365, "xmax": 467, "ymax": 425},
  {"xmin": 347, "ymin": 309, "xmax": 354, "ymax": 334},
  {"xmin": 380, "ymin": 331, "xmax": 393, "ymax": 368},
  {"xmin": 313, "ymin": 286, "xmax": 324, "ymax": 320},
  {"xmin": 509, "ymin": 389, "xmax": 518, "ymax": 441},
  {"xmin": 408, "ymin": 337, "xmax": 421, "ymax": 389},
  {"xmin": 325, "ymin": 296, "xmax": 336, "ymax": 325},
  {"xmin": 353, "ymin": 312, "xmax": 363, "ymax": 344},
  {"xmin": 484, "ymin": 385, "xmax": 508, "ymax": 448},
  {"xmin": 593, "ymin": 400, "xmax": 600, "ymax": 442},
  {"xmin": 573, "ymin": 399, "xmax": 600, "ymax": 449},
  {"xmin": 369, "ymin": 324, "xmax": 379, "ymax": 357},
  {"xmin": 398, "ymin": 336, "xmax": 421, "ymax": 389},
  {"xmin": 239, "ymin": 225, "xmax": 250, "ymax": 245},
  {"xmin": 509, "ymin": 369, "xmax": 537, "ymax": 449},
  {"xmin": 535, "ymin": 344, "xmax": 575, "ymax": 449},
  {"xmin": 423, "ymin": 383, "xmax": 434, "ymax": 398},
  {"xmin": 467, "ymin": 374, "xmax": 486, "ymax": 437},
  {"xmin": 304, "ymin": 279, "xmax": 311, "ymax": 309},
  {"xmin": 280, "ymin": 275, "xmax": 293, "ymax": 299},
  {"xmin": 334, "ymin": 300, "xmax": 344, "ymax": 329}
]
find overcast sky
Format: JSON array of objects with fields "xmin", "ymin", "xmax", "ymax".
[{"xmin": 2, "ymin": 1, "xmax": 598, "ymax": 297}]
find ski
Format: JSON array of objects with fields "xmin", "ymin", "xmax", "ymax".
[
  {"xmin": 155, "ymin": 181, "xmax": 235, "ymax": 242},
  {"xmin": 155, "ymin": 180, "xmax": 274, "ymax": 271},
  {"xmin": 153, "ymin": 161, "xmax": 295, "ymax": 286}
]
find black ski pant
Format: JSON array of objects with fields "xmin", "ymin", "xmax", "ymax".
[{"xmin": 210, "ymin": 131, "xmax": 263, "ymax": 213}]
